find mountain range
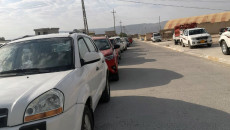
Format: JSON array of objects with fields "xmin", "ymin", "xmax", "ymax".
[{"xmin": 89, "ymin": 21, "xmax": 168, "ymax": 35}]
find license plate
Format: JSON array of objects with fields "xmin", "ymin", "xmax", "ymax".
[{"xmin": 200, "ymin": 40, "xmax": 205, "ymax": 43}]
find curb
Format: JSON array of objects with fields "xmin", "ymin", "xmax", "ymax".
[{"xmin": 139, "ymin": 40, "xmax": 230, "ymax": 66}]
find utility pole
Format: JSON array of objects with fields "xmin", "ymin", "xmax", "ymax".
[
  {"xmin": 81, "ymin": 0, "xmax": 89, "ymax": 34},
  {"xmin": 111, "ymin": 9, "xmax": 116, "ymax": 33},
  {"xmin": 159, "ymin": 16, "xmax": 161, "ymax": 32},
  {"xmin": 120, "ymin": 21, "xmax": 123, "ymax": 37}
]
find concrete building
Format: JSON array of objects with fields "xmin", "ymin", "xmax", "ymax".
[
  {"xmin": 162, "ymin": 11, "xmax": 230, "ymax": 39},
  {"xmin": 34, "ymin": 28, "xmax": 59, "ymax": 35}
]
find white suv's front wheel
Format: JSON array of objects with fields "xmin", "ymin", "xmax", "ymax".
[
  {"xmin": 81, "ymin": 105, "xmax": 93, "ymax": 130},
  {"xmin": 221, "ymin": 41, "xmax": 230, "ymax": 55}
]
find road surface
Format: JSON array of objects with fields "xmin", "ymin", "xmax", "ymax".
[{"xmin": 94, "ymin": 40, "xmax": 230, "ymax": 130}]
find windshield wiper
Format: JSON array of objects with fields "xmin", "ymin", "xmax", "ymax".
[
  {"xmin": 0, "ymin": 68, "xmax": 50, "ymax": 75},
  {"xmin": 0, "ymin": 66, "xmax": 73, "ymax": 76}
]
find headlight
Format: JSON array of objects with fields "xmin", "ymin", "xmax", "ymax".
[
  {"xmin": 105, "ymin": 54, "xmax": 114, "ymax": 60},
  {"xmin": 24, "ymin": 89, "xmax": 64, "ymax": 123}
]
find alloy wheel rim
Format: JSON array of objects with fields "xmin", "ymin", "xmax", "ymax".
[{"xmin": 222, "ymin": 44, "xmax": 227, "ymax": 53}]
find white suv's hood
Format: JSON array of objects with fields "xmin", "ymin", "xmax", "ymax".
[
  {"xmin": 190, "ymin": 33, "xmax": 210, "ymax": 38},
  {"xmin": 0, "ymin": 70, "xmax": 73, "ymax": 126}
]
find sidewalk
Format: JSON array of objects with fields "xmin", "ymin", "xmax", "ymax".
[{"xmin": 136, "ymin": 38, "xmax": 230, "ymax": 66}]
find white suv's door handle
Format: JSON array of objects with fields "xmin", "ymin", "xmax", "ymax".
[
  {"xmin": 96, "ymin": 67, "xmax": 100, "ymax": 71},
  {"xmin": 102, "ymin": 60, "xmax": 105, "ymax": 63}
]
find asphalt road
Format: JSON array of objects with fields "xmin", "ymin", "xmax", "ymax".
[{"xmin": 94, "ymin": 40, "xmax": 230, "ymax": 130}]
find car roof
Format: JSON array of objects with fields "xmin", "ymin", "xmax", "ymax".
[
  {"xmin": 92, "ymin": 36, "xmax": 107, "ymax": 40},
  {"xmin": 8, "ymin": 33, "xmax": 88, "ymax": 44},
  {"xmin": 109, "ymin": 36, "xmax": 120, "ymax": 39},
  {"xmin": 187, "ymin": 28, "xmax": 205, "ymax": 31}
]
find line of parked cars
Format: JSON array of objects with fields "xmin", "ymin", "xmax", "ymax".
[{"xmin": 0, "ymin": 33, "xmax": 133, "ymax": 130}]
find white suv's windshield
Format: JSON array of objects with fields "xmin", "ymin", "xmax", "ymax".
[
  {"xmin": 0, "ymin": 37, "xmax": 74, "ymax": 76},
  {"xmin": 189, "ymin": 29, "xmax": 207, "ymax": 35}
]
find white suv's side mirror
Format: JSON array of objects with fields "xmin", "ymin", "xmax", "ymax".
[{"xmin": 83, "ymin": 52, "xmax": 100, "ymax": 65}]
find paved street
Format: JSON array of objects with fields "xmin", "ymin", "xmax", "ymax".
[{"xmin": 94, "ymin": 40, "xmax": 230, "ymax": 130}]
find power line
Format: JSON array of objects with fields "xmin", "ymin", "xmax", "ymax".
[{"xmin": 116, "ymin": 0, "xmax": 230, "ymax": 11}]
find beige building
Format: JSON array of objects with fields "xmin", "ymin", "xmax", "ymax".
[
  {"xmin": 34, "ymin": 28, "xmax": 59, "ymax": 35},
  {"xmin": 162, "ymin": 11, "xmax": 230, "ymax": 39}
]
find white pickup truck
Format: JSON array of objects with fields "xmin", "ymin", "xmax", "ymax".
[
  {"xmin": 181, "ymin": 28, "xmax": 212, "ymax": 49},
  {"xmin": 219, "ymin": 31, "xmax": 230, "ymax": 55}
]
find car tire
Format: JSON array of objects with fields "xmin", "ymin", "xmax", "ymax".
[
  {"xmin": 188, "ymin": 41, "xmax": 193, "ymax": 49},
  {"xmin": 101, "ymin": 75, "xmax": 110, "ymax": 103},
  {"xmin": 112, "ymin": 72, "xmax": 119, "ymax": 81},
  {"xmin": 81, "ymin": 105, "xmax": 94, "ymax": 130},
  {"xmin": 174, "ymin": 40, "xmax": 178, "ymax": 45},
  {"xmin": 182, "ymin": 40, "xmax": 185, "ymax": 47},
  {"xmin": 221, "ymin": 41, "xmax": 230, "ymax": 55},
  {"xmin": 207, "ymin": 44, "xmax": 212, "ymax": 47}
]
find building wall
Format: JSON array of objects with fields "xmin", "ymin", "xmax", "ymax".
[
  {"xmin": 164, "ymin": 11, "xmax": 230, "ymax": 30},
  {"xmin": 34, "ymin": 28, "xmax": 59, "ymax": 35},
  {"xmin": 197, "ymin": 20, "xmax": 230, "ymax": 34},
  {"xmin": 145, "ymin": 33, "xmax": 153, "ymax": 41}
]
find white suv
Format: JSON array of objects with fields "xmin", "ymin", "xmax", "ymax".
[
  {"xmin": 0, "ymin": 33, "xmax": 110, "ymax": 130},
  {"xmin": 181, "ymin": 28, "xmax": 212, "ymax": 49},
  {"xmin": 219, "ymin": 31, "xmax": 230, "ymax": 55}
]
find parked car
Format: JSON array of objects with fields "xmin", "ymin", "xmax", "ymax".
[
  {"xmin": 128, "ymin": 37, "xmax": 133, "ymax": 44},
  {"xmin": 93, "ymin": 36, "xmax": 120, "ymax": 81},
  {"xmin": 181, "ymin": 28, "xmax": 212, "ymax": 49},
  {"xmin": 0, "ymin": 43, "xmax": 4, "ymax": 48},
  {"xmin": 219, "ymin": 31, "xmax": 230, "ymax": 55},
  {"xmin": 220, "ymin": 28, "xmax": 227, "ymax": 35},
  {"xmin": 219, "ymin": 27, "xmax": 230, "ymax": 35},
  {"xmin": 123, "ymin": 37, "xmax": 131, "ymax": 47},
  {"xmin": 151, "ymin": 33, "xmax": 162, "ymax": 42},
  {"xmin": 121, "ymin": 37, "xmax": 129, "ymax": 49},
  {"xmin": 109, "ymin": 36, "xmax": 125, "ymax": 52},
  {"xmin": 0, "ymin": 33, "xmax": 110, "ymax": 130}
]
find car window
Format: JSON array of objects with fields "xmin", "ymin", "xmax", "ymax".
[
  {"xmin": 189, "ymin": 29, "xmax": 206, "ymax": 35},
  {"xmin": 78, "ymin": 38, "xmax": 90, "ymax": 58},
  {"xmin": 116, "ymin": 38, "xmax": 121, "ymax": 43},
  {"xmin": 84, "ymin": 37, "xmax": 96, "ymax": 52},
  {"xmin": 0, "ymin": 38, "xmax": 73, "ymax": 74},
  {"xmin": 94, "ymin": 39, "xmax": 111, "ymax": 50}
]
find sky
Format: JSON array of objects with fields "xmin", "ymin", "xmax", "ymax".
[{"xmin": 0, "ymin": 0, "xmax": 229, "ymax": 39}]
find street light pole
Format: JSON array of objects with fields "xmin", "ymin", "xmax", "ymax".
[
  {"xmin": 111, "ymin": 9, "xmax": 116, "ymax": 34},
  {"xmin": 81, "ymin": 0, "xmax": 89, "ymax": 34}
]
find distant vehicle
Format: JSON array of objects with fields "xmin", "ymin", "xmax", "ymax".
[
  {"xmin": 181, "ymin": 28, "xmax": 212, "ymax": 49},
  {"xmin": 109, "ymin": 36, "xmax": 125, "ymax": 52},
  {"xmin": 219, "ymin": 31, "xmax": 230, "ymax": 55},
  {"xmin": 93, "ymin": 36, "xmax": 120, "ymax": 81},
  {"xmin": 0, "ymin": 33, "xmax": 110, "ymax": 130},
  {"xmin": 128, "ymin": 37, "xmax": 133, "ymax": 44},
  {"xmin": 219, "ymin": 28, "xmax": 227, "ymax": 35},
  {"xmin": 0, "ymin": 43, "xmax": 4, "ymax": 48},
  {"xmin": 121, "ymin": 37, "xmax": 129, "ymax": 49},
  {"xmin": 151, "ymin": 33, "xmax": 162, "ymax": 42},
  {"xmin": 173, "ymin": 23, "xmax": 197, "ymax": 45}
]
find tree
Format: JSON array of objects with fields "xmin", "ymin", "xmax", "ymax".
[
  {"xmin": 119, "ymin": 32, "xmax": 127, "ymax": 37},
  {"xmin": 0, "ymin": 37, "xmax": 5, "ymax": 41}
]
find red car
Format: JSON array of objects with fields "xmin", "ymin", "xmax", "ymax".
[
  {"xmin": 93, "ymin": 36, "xmax": 120, "ymax": 81},
  {"xmin": 128, "ymin": 37, "xmax": 133, "ymax": 44}
]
